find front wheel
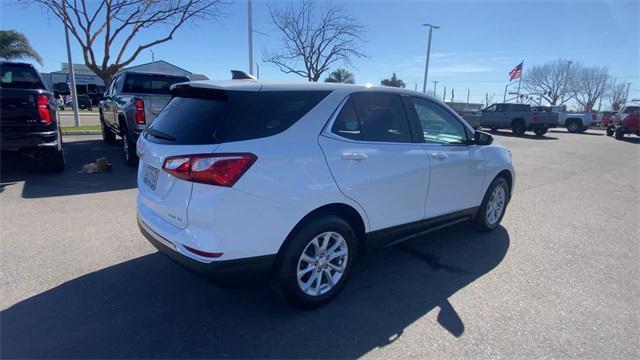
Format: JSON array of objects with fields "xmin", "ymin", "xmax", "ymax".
[
  {"xmin": 274, "ymin": 216, "xmax": 357, "ymax": 309},
  {"xmin": 473, "ymin": 177, "xmax": 509, "ymax": 232},
  {"xmin": 614, "ymin": 127, "xmax": 624, "ymax": 140},
  {"xmin": 606, "ymin": 126, "xmax": 614, "ymax": 136},
  {"xmin": 533, "ymin": 128, "xmax": 547, "ymax": 136},
  {"xmin": 101, "ymin": 118, "xmax": 115, "ymax": 144}
]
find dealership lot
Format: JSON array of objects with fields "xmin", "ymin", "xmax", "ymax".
[{"xmin": 1, "ymin": 130, "xmax": 638, "ymax": 358}]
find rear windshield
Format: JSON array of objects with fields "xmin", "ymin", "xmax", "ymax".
[
  {"xmin": 122, "ymin": 73, "xmax": 189, "ymax": 94},
  {"xmin": 0, "ymin": 64, "xmax": 44, "ymax": 89},
  {"xmin": 145, "ymin": 89, "xmax": 330, "ymax": 145}
]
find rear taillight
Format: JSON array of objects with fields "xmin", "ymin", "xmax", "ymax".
[
  {"xmin": 183, "ymin": 245, "xmax": 223, "ymax": 258},
  {"xmin": 162, "ymin": 153, "xmax": 257, "ymax": 187},
  {"xmin": 592, "ymin": 114, "xmax": 596, "ymax": 121},
  {"xmin": 533, "ymin": 113, "xmax": 540, "ymax": 121},
  {"xmin": 134, "ymin": 98, "xmax": 145, "ymax": 124},
  {"xmin": 37, "ymin": 95, "xmax": 51, "ymax": 125}
]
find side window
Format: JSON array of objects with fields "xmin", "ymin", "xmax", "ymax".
[
  {"xmin": 411, "ymin": 97, "xmax": 467, "ymax": 145},
  {"xmin": 352, "ymin": 93, "xmax": 413, "ymax": 143},
  {"xmin": 496, "ymin": 104, "xmax": 506, "ymax": 112},
  {"xmin": 114, "ymin": 75, "xmax": 124, "ymax": 93},
  {"xmin": 484, "ymin": 104, "xmax": 496, "ymax": 112},
  {"xmin": 331, "ymin": 98, "xmax": 362, "ymax": 140},
  {"xmin": 624, "ymin": 106, "xmax": 639, "ymax": 115}
]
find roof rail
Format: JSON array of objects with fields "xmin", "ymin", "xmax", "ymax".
[{"xmin": 230, "ymin": 70, "xmax": 256, "ymax": 80}]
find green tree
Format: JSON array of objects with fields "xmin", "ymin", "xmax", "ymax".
[
  {"xmin": 0, "ymin": 30, "xmax": 43, "ymax": 65},
  {"xmin": 324, "ymin": 68, "xmax": 355, "ymax": 84},
  {"xmin": 380, "ymin": 73, "xmax": 405, "ymax": 88}
]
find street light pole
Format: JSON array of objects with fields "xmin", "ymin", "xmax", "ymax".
[
  {"xmin": 432, "ymin": 80, "xmax": 438, "ymax": 97},
  {"xmin": 443, "ymin": 84, "xmax": 446, "ymax": 102},
  {"xmin": 422, "ymin": 24, "xmax": 439, "ymax": 93},
  {"xmin": 248, "ymin": 0, "xmax": 254, "ymax": 75},
  {"xmin": 467, "ymin": 88, "xmax": 470, "ymax": 104},
  {"xmin": 63, "ymin": 16, "xmax": 80, "ymax": 127}
]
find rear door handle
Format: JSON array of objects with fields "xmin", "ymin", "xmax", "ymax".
[
  {"xmin": 431, "ymin": 152, "xmax": 448, "ymax": 160},
  {"xmin": 341, "ymin": 153, "xmax": 367, "ymax": 161}
]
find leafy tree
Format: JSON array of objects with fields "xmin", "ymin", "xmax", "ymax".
[
  {"xmin": 29, "ymin": 0, "xmax": 225, "ymax": 87},
  {"xmin": 264, "ymin": 0, "xmax": 366, "ymax": 82},
  {"xmin": 380, "ymin": 73, "xmax": 405, "ymax": 88},
  {"xmin": 0, "ymin": 30, "xmax": 43, "ymax": 65},
  {"xmin": 324, "ymin": 68, "xmax": 355, "ymax": 84}
]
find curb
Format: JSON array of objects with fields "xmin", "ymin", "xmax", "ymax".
[{"xmin": 62, "ymin": 131, "xmax": 101, "ymax": 135}]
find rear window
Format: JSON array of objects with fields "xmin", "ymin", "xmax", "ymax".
[
  {"xmin": 122, "ymin": 73, "xmax": 189, "ymax": 94},
  {"xmin": 0, "ymin": 64, "xmax": 44, "ymax": 90},
  {"xmin": 146, "ymin": 89, "xmax": 330, "ymax": 145}
]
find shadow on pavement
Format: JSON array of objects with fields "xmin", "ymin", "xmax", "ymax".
[
  {"xmin": 549, "ymin": 129, "xmax": 603, "ymax": 136},
  {"xmin": 0, "ymin": 137, "xmax": 136, "ymax": 198},
  {"xmin": 486, "ymin": 129, "xmax": 558, "ymax": 140},
  {"xmin": 1, "ymin": 223, "xmax": 510, "ymax": 358}
]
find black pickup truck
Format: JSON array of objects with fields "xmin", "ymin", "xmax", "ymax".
[{"xmin": 1, "ymin": 61, "xmax": 64, "ymax": 172}]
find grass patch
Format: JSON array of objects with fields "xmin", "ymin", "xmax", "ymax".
[{"xmin": 62, "ymin": 125, "xmax": 101, "ymax": 131}]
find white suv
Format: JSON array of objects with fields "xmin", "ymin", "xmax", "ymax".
[{"xmin": 136, "ymin": 80, "xmax": 515, "ymax": 309}]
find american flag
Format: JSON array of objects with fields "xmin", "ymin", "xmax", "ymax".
[{"xmin": 509, "ymin": 61, "xmax": 523, "ymax": 81}]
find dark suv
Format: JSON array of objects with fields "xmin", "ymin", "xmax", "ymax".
[{"xmin": 0, "ymin": 61, "xmax": 64, "ymax": 172}]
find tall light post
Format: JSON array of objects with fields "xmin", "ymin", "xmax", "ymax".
[
  {"xmin": 248, "ymin": 0, "xmax": 254, "ymax": 75},
  {"xmin": 63, "ymin": 17, "xmax": 80, "ymax": 126},
  {"xmin": 432, "ymin": 80, "xmax": 438, "ymax": 97},
  {"xmin": 422, "ymin": 23, "xmax": 440, "ymax": 93}
]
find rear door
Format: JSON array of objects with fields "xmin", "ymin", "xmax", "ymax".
[
  {"xmin": 319, "ymin": 92, "xmax": 430, "ymax": 236},
  {"xmin": 408, "ymin": 96, "xmax": 485, "ymax": 218}
]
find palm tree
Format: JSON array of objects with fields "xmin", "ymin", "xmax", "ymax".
[
  {"xmin": 324, "ymin": 68, "xmax": 355, "ymax": 84},
  {"xmin": 381, "ymin": 73, "xmax": 405, "ymax": 88},
  {"xmin": 0, "ymin": 30, "xmax": 43, "ymax": 65}
]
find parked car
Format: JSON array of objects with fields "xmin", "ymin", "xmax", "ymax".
[
  {"xmin": 98, "ymin": 71, "xmax": 190, "ymax": 166},
  {"xmin": 62, "ymin": 93, "xmax": 93, "ymax": 111},
  {"xmin": 606, "ymin": 103, "xmax": 640, "ymax": 140},
  {"xmin": 136, "ymin": 79, "xmax": 516, "ymax": 309},
  {"xmin": 531, "ymin": 105, "xmax": 594, "ymax": 133},
  {"xmin": 456, "ymin": 109, "xmax": 481, "ymax": 129},
  {"xmin": 0, "ymin": 61, "xmax": 64, "ymax": 172},
  {"xmin": 480, "ymin": 103, "xmax": 557, "ymax": 136},
  {"xmin": 598, "ymin": 111, "xmax": 617, "ymax": 127}
]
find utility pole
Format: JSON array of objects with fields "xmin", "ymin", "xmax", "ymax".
[
  {"xmin": 256, "ymin": 64, "xmax": 260, "ymax": 79},
  {"xmin": 248, "ymin": 0, "xmax": 254, "ymax": 75},
  {"xmin": 421, "ymin": 24, "xmax": 440, "ymax": 93},
  {"xmin": 63, "ymin": 6, "xmax": 80, "ymax": 127},
  {"xmin": 503, "ymin": 84, "xmax": 508, "ymax": 102},
  {"xmin": 516, "ymin": 60, "xmax": 524, "ymax": 103},
  {"xmin": 414, "ymin": 82, "xmax": 417, "ymax": 91},
  {"xmin": 432, "ymin": 80, "xmax": 438, "ymax": 97},
  {"xmin": 443, "ymin": 84, "xmax": 446, "ymax": 102},
  {"xmin": 466, "ymin": 88, "xmax": 470, "ymax": 104}
]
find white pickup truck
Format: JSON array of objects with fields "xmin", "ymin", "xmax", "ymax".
[{"xmin": 532, "ymin": 105, "xmax": 595, "ymax": 133}]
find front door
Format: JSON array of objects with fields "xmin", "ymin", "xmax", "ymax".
[{"xmin": 319, "ymin": 93, "xmax": 430, "ymax": 238}]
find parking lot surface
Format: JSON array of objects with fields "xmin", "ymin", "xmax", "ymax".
[{"xmin": 1, "ymin": 129, "xmax": 639, "ymax": 358}]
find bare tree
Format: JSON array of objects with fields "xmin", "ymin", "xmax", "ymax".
[
  {"xmin": 607, "ymin": 79, "xmax": 628, "ymax": 111},
  {"xmin": 263, "ymin": 0, "xmax": 365, "ymax": 82},
  {"xmin": 522, "ymin": 59, "xmax": 576, "ymax": 105},
  {"xmin": 571, "ymin": 64, "xmax": 608, "ymax": 112},
  {"xmin": 29, "ymin": 0, "xmax": 225, "ymax": 86}
]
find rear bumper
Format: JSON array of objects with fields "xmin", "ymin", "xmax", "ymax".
[
  {"xmin": 1, "ymin": 130, "xmax": 60, "ymax": 152},
  {"xmin": 138, "ymin": 215, "xmax": 277, "ymax": 285}
]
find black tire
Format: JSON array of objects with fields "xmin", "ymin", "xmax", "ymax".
[
  {"xmin": 490, "ymin": 127, "xmax": 497, "ymax": 132},
  {"xmin": 615, "ymin": 127, "xmax": 624, "ymax": 140},
  {"xmin": 566, "ymin": 119, "xmax": 582, "ymax": 133},
  {"xmin": 533, "ymin": 128, "xmax": 547, "ymax": 136},
  {"xmin": 606, "ymin": 126, "xmax": 614, "ymax": 137},
  {"xmin": 511, "ymin": 120, "xmax": 526, "ymax": 136},
  {"xmin": 100, "ymin": 116, "xmax": 115, "ymax": 144},
  {"xmin": 473, "ymin": 176, "xmax": 509, "ymax": 232},
  {"xmin": 40, "ymin": 147, "xmax": 65, "ymax": 173},
  {"xmin": 273, "ymin": 215, "xmax": 357, "ymax": 310},
  {"xmin": 121, "ymin": 126, "xmax": 138, "ymax": 167}
]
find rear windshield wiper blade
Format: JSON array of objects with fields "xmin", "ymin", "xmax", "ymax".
[{"xmin": 145, "ymin": 128, "xmax": 176, "ymax": 141}]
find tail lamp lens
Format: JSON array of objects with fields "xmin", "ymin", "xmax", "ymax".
[
  {"xmin": 37, "ymin": 95, "xmax": 52, "ymax": 124},
  {"xmin": 134, "ymin": 98, "xmax": 145, "ymax": 124},
  {"xmin": 162, "ymin": 153, "xmax": 257, "ymax": 187}
]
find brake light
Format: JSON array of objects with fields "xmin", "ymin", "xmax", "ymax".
[
  {"xmin": 37, "ymin": 95, "xmax": 51, "ymax": 124},
  {"xmin": 592, "ymin": 114, "xmax": 596, "ymax": 121},
  {"xmin": 533, "ymin": 113, "xmax": 540, "ymax": 121},
  {"xmin": 134, "ymin": 98, "xmax": 145, "ymax": 124},
  {"xmin": 183, "ymin": 245, "xmax": 223, "ymax": 258},
  {"xmin": 162, "ymin": 153, "xmax": 257, "ymax": 187}
]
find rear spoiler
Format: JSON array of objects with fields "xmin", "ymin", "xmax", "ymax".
[{"xmin": 230, "ymin": 70, "xmax": 256, "ymax": 80}]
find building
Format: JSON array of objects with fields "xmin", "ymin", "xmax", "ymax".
[{"xmin": 41, "ymin": 60, "xmax": 208, "ymax": 96}]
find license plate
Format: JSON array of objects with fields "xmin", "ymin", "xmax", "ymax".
[{"xmin": 143, "ymin": 164, "xmax": 160, "ymax": 191}]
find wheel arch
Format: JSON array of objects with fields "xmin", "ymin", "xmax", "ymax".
[
  {"xmin": 277, "ymin": 203, "xmax": 368, "ymax": 261},
  {"xmin": 495, "ymin": 169, "xmax": 514, "ymax": 199}
]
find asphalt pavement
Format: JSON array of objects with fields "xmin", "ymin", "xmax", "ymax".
[{"xmin": 1, "ymin": 129, "xmax": 638, "ymax": 358}]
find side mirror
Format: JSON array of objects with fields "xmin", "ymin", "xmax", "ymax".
[{"xmin": 474, "ymin": 130, "xmax": 493, "ymax": 146}]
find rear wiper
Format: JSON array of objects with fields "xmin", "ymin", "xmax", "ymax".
[{"xmin": 145, "ymin": 128, "xmax": 176, "ymax": 141}]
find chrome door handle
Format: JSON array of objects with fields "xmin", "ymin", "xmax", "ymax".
[
  {"xmin": 341, "ymin": 153, "xmax": 367, "ymax": 161},
  {"xmin": 431, "ymin": 152, "xmax": 448, "ymax": 160}
]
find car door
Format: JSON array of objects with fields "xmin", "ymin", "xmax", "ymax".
[
  {"xmin": 480, "ymin": 104, "xmax": 498, "ymax": 126},
  {"xmin": 318, "ymin": 92, "xmax": 430, "ymax": 242},
  {"xmin": 408, "ymin": 96, "xmax": 486, "ymax": 219},
  {"xmin": 102, "ymin": 75, "xmax": 117, "ymax": 127}
]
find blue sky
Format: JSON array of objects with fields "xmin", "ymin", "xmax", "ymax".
[{"xmin": 1, "ymin": 0, "xmax": 638, "ymax": 107}]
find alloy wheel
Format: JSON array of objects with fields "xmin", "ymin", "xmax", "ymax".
[
  {"xmin": 486, "ymin": 186, "xmax": 506, "ymax": 225},
  {"xmin": 296, "ymin": 231, "xmax": 349, "ymax": 296}
]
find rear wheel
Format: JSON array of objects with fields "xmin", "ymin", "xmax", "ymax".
[
  {"xmin": 473, "ymin": 177, "xmax": 509, "ymax": 232},
  {"xmin": 274, "ymin": 216, "xmax": 356, "ymax": 309},
  {"xmin": 511, "ymin": 120, "xmax": 526, "ymax": 136},
  {"xmin": 100, "ymin": 116, "xmax": 115, "ymax": 144},
  {"xmin": 606, "ymin": 126, "xmax": 614, "ymax": 137},
  {"xmin": 533, "ymin": 128, "xmax": 547, "ymax": 136},
  {"xmin": 614, "ymin": 127, "xmax": 624, "ymax": 140},
  {"xmin": 567, "ymin": 119, "xmax": 582, "ymax": 133},
  {"xmin": 121, "ymin": 126, "xmax": 138, "ymax": 167}
]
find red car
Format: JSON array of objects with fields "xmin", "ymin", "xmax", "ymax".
[
  {"xmin": 606, "ymin": 103, "xmax": 640, "ymax": 140},
  {"xmin": 599, "ymin": 111, "xmax": 616, "ymax": 127}
]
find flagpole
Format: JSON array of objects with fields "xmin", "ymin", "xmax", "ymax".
[
  {"xmin": 516, "ymin": 60, "xmax": 524, "ymax": 103},
  {"xmin": 63, "ymin": 11, "xmax": 80, "ymax": 126}
]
